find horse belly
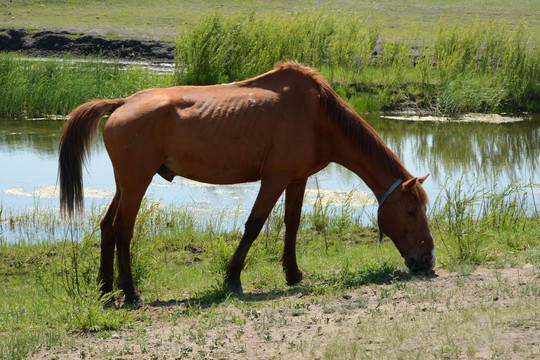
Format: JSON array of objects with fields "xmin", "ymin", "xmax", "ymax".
[
  {"xmin": 164, "ymin": 158, "xmax": 262, "ymax": 185},
  {"xmin": 163, "ymin": 135, "xmax": 268, "ymax": 185}
]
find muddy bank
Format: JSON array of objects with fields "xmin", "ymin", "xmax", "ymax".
[
  {"xmin": 382, "ymin": 113, "xmax": 526, "ymax": 123},
  {"xmin": 0, "ymin": 27, "xmax": 175, "ymax": 62}
]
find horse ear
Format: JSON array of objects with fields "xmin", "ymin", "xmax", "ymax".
[
  {"xmin": 402, "ymin": 177, "xmax": 418, "ymax": 192},
  {"xmin": 403, "ymin": 174, "xmax": 430, "ymax": 192},
  {"xmin": 418, "ymin": 173, "xmax": 430, "ymax": 184}
]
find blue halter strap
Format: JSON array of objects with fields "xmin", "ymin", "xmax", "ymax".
[{"xmin": 377, "ymin": 178, "xmax": 404, "ymax": 243}]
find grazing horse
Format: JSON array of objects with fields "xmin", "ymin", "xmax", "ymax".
[{"xmin": 59, "ymin": 62, "xmax": 435, "ymax": 304}]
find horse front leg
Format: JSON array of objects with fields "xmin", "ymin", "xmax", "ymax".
[
  {"xmin": 226, "ymin": 178, "xmax": 287, "ymax": 294},
  {"xmin": 282, "ymin": 179, "xmax": 307, "ymax": 285}
]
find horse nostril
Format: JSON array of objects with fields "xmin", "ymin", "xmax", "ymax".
[
  {"xmin": 406, "ymin": 254, "xmax": 436, "ymax": 272},
  {"xmin": 422, "ymin": 254, "xmax": 436, "ymax": 269}
]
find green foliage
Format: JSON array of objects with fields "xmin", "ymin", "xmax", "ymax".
[
  {"xmin": 307, "ymin": 187, "xmax": 357, "ymax": 237},
  {"xmin": 175, "ymin": 10, "xmax": 380, "ymax": 85},
  {"xmin": 308, "ymin": 188, "xmax": 332, "ymax": 235},
  {"xmin": 431, "ymin": 176, "xmax": 539, "ymax": 266},
  {"xmin": 35, "ymin": 223, "xmax": 136, "ymax": 332},
  {"xmin": 258, "ymin": 199, "xmax": 285, "ymax": 262},
  {"xmin": 325, "ymin": 259, "xmax": 401, "ymax": 289},
  {"xmin": 436, "ymin": 73, "xmax": 508, "ymax": 116},
  {"xmin": 1, "ymin": 14, "xmax": 538, "ymax": 117},
  {"xmin": 0, "ymin": 53, "xmax": 174, "ymax": 117},
  {"xmin": 432, "ymin": 177, "xmax": 493, "ymax": 264},
  {"xmin": 432, "ymin": 22, "xmax": 540, "ymax": 115},
  {"xmin": 206, "ymin": 234, "xmax": 237, "ymax": 276},
  {"xmin": 174, "ymin": 11, "xmax": 539, "ymax": 115},
  {"xmin": 0, "ymin": 329, "xmax": 61, "ymax": 360}
]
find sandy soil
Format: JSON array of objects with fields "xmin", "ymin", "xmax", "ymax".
[{"xmin": 28, "ymin": 264, "xmax": 539, "ymax": 360}]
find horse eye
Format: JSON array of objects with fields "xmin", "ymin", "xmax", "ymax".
[{"xmin": 407, "ymin": 209, "xmax": 417, "ymax": 217}]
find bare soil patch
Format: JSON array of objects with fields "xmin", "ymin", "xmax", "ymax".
[
  {"xmin": 0, "ymin": 27, "xmax": 175, "ymax": 62},
  {"xmin": 28, "ymin": 265, "xmax": 539, "ymax": 360}
]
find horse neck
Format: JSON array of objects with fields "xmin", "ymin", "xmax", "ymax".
[{"xmin": 325, "ymin": 117, "xmax": 411, "ymax": 200}]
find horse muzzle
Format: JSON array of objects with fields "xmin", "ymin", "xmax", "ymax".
[{"xmin": 405, "ymin": 252, "xmax": 436, "ymax": 273}]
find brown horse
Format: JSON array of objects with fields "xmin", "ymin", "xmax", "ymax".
[{"xmin": 59, "ymin": 62, "xmax": 435, "ymax": 304}]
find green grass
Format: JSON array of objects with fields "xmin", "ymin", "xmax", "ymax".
[
  {"xmin": 1, "ymin": 0, "xmax": 538, "ymax": 41},
  {"xmin": 431, "ymin": 177, "xmax": 540, "ymax": 266},
  {"xmin": 0, "ymin": 53, "xmax": 175, "ymax": 117},
  {"xmin": 0, "ymin": 178, "xmax": 538, "ymax": 359},
  {"xmin": 1, "ymin": 9, "xmax": 538, "ymax": 117},
  {"xmin": 174, "ymin": 11, "xmax": 540, "ymax": 115}
]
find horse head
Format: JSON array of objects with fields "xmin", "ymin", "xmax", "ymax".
[{"xmin": 377, "ymin": 174, "xmax": 435, "ymax": 273}]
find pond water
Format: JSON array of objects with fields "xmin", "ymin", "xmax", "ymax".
[{"xmin": 1, "ymin": 113, "xmax": 539, "ymax": 242}]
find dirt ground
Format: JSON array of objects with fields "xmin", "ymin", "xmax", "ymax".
[
  {"xmin": 0, "ymin": 27, "xmax": 174, "ymax": 62},
  {"xmin": 28, "ymin": 265, "xmax": 539, "ymax": 360}
]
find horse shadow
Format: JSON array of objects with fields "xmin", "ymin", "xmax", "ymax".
[{"xmin": 140, "ymin": 267, "xmax": 437, "ymax": 311}]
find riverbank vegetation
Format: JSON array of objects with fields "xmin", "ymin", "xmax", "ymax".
[
  {"xmin": 1, "ymin": 178, "xmax": 538, "ymax": 359},
  {"xmin": 0, "ymin": 54, "xmax": 175, "ymax": 118},
  {"xmin": 175, "ymin": 11, "xmax": 540, "ymax": 115},
  {"xmin": 1, "ymin": 11, "xmax": 538, "ymax": 117}
]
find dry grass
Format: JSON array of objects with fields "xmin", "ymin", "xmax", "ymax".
[{"xmin": 26, "ymin": 266, "xmax": 540, "ymax": 360}]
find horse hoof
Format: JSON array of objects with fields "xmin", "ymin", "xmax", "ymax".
[
  {"xmin": 286, "ymin": 270, "xmax": 304, "ymax": 286},
  {"xmin": 102, "ymin": 297, "xmax": 117, "ymax": 310},
  {"xmin": 123, "ymin": 294, "xmax": 144, "ymax": 308},
  {"xmin": 227, "ymin": 283, "xmax": 244, "ymax": 295}
]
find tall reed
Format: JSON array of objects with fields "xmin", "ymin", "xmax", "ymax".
[
  {"xmin": 174, "ymin": 10, "xmax": 380, "ymax": 85},
  {"xmin": 432, "ymin": 22, "xmax": 540, "ymax": 115},
  {"xmin": 1, "ymin": 14, "xmax": 538, "ymax": 117},
  {"xmin": 174, "ymin": 11, "xmax": 539, "ymax": 115},
  {"xmin": 431, "ymin": 176, "xmax": 539, "ymax": 266},
  {"xmin": 0, "ymin": 53, "xmax": 174, "ymax": 118}
]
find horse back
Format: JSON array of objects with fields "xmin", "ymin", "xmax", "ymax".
[{"xmin": 103, "ymin": 71, "xmax": 326, "ymax": 185}]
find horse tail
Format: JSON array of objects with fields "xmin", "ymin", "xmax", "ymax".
[{"xmin": 59, "ymin": 98, "xmax": 124, "ymax": 216}]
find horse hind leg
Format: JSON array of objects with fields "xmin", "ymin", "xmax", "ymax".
[
  {"xmin": 98, "ymin": 185, "xmax": 120, "ymax": 304},
  {"xmin": 282, "ymin": 179, "xmax": 307, "ymax": 285},
  {"xmin": 111, "ymin": 173, "xmax": 154, "ymax": 305}
]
